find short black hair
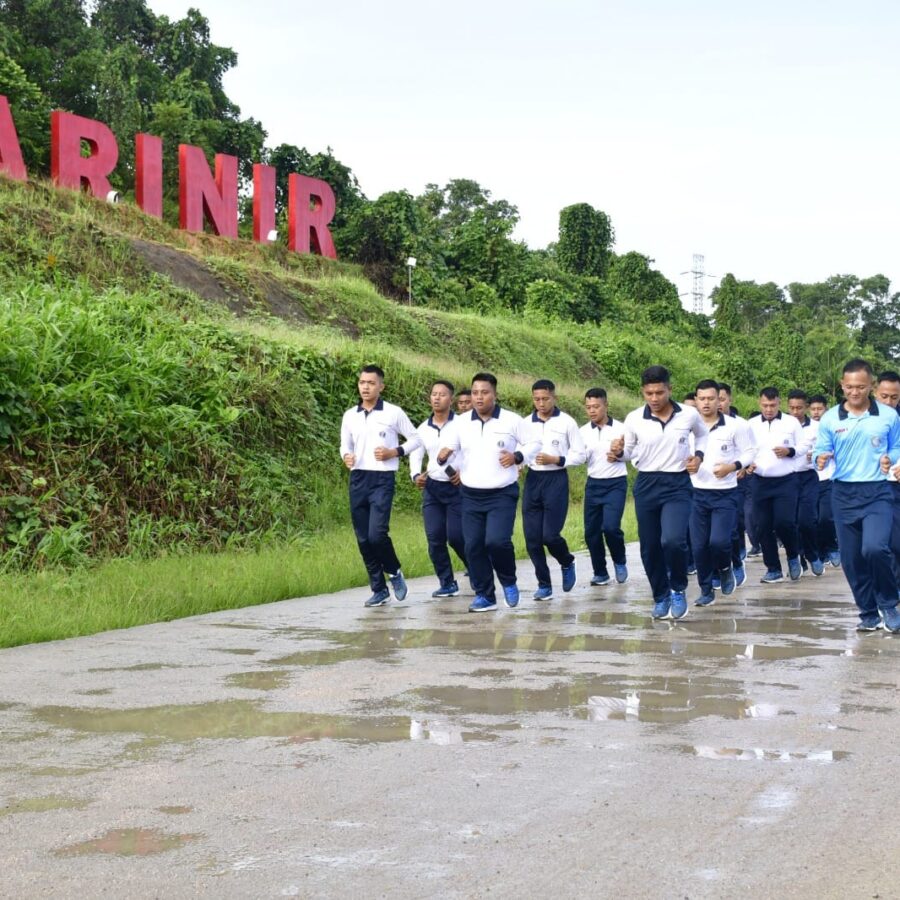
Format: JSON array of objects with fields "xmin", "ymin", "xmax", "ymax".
[
  {"xmin": 532, "ymin": 379, "xmax": 556, "ymax": 393},
  {"xmin": 808, "ymin": 394, "xmax": 828, "ymax": 405},
  {"xmin": 360, "ymin": 364, "xmax": 384, "ymax": 380},
  {"xmin": 641, "ymin": 365, "xmax": 671, "ymax": 386},
  {"xmin": 843, "ymin": 358, "xmax": 874, "ymax": 377},
  {"xmin": 683, "ymin": 391, "xmax": 696, "ymax": 401},
  {"xmin": 759, "ymin": 386, "xmax": 779, "ymax": 400},
  {"xmin": 717, "ymin": 382, "xmax": 733, "ymax": 395},
  {"xmin": 456, "ymin": 388, "xmax": 472, "ymax": 397},
  {"xmin": 787, "ymin": 389, "xmax": 808, "ymax": 402},
  {"xmin": 584, "ymin": 387, "xmax": 608, "ymax": 400},
  {"xmin": 877, "ymin": 370, "xmax": 900, "ymax": 385},
  {"xmin": 695, "ymin": 379, "xmax": 719, "ymax": 393},
  {"xmin": 431, "ymin": 379, "xmax": 455, "ymax": 394},
  {"xmin": 472, "ymin": 372, "xmax": 498, "ymax": 389}
]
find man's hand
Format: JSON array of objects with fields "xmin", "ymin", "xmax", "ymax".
[
  {"xmin": 609, "ymin": 436, "xmax": 625, "ymax": 457},
  {"xmin": 685, "ymin": 455, "xmax": 702, "ymax": 475},
  {"xmin": 745, "ymin": 463, "xmax": 757, "ymax": 475},
  {"xmin": 880, "ymin": 453, "xmax": 892, "ymax": 474},
  {"xmin": 449, "ymin": 470, "xmax": 462, "ymax": 486},
  {"xmin": 414, "ymin": 473, "xmax": 427, "ymax": 489},
  {"xmin": 342, "ymin": 453, "xmax": 355, "ymax": 469},
  {"xmin": 816, "ymin": 452, "xmax": 834, "ymax": 471},
  {"xmin": 712, "ymin": 462, "xmax": 735, "ymax": 479},
  {"xmin": 374, "ymin": 446, "xmax": 397, "ymax": 461},
  {"xmin": 773, "ymin": 446, "xmax": 791, "ymax": 458},
  {"xmin": 437, "ymin": 448, "xmax": 453, "ymax": 465},
  {"xmin": 535, "ymin": 452, "xmax": 561, "ymax": 466},
  {"xmin": 499, "ymin": 450, "xmax": 517, "ymax": 468}
]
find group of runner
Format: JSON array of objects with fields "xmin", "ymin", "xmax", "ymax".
[{"xmin": 339, "ymin": 360, "xmax": 900, "ymax": 632}]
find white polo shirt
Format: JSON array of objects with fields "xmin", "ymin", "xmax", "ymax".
[
  {"xmin": 748, "ymin": 412, "xmax": 803, "ymax": 477},
  {"xmin": 339, "ymin": 399, "xmax": 422, "ymax": 472},
  {"xmin": 408, "ymin": 413, "xmax": 460, "ymax": 483},
  {"xmin": 441, "ymin": 405, "xmax": 539, "ymax": 489},
  {"xmin": 621, "ymin": 402, "xmax": 708, "ymax": 473},
  {"xmin": 579, "ymin": 417, "xmax": 627, "ymax": 479},
  {"xmin": 793, "ymin": 416, "xmax": 819, "ymax": 474},
  {"xmin": 691, "ymin": 414, "xmax": 756, "ymax": 490},
  {"xmin": 520, "ymin": 407, "xmax": 586, "ymax": 472}
]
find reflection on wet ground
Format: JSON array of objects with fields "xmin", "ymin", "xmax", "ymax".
[
  {"xmin": 685, "ymin": 745, "xmax": 851, "ymax": 763},
  {"xmin": 1, "ymin": 795, "xmax": 91, "ymax": 817},
  {"xmin": 225, "ymin": 670, "xmax": 292, "ymax": 691},
  {"xmin": 54, "ymin": 828, "xmax": 200, "ymax": 857}
]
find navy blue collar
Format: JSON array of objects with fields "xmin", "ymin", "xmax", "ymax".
[
  {"xmin": 472, "ymin": 404, "xmax": 502, "ymax": 421},
  {"xmin": 762, "ymin": 410, "xmax": 782, "ymax": 421},
  {"xmin": 800, "ymin": 415, "xmax": 811, "ymax": 427},
  {"xmin": 531, "ymin": 406, "xmax": 561, "ymax": 422},
  {"xmin": 357, "ymin": 398, "xmax": 384, "ymax": 413},
  {"xmin": 427, "ymin": 411, "xmax": 454, "ymax": 430},
  {"xmin": 838, "ymin": 399, "xmax": 879, "ymax": 420},
  {"xmin": 708, "ymin": 412, "xmax": 727, "ymax": 431},
  {"xmin": 591, "ymin": 416, "xmax": 614, "ymax": 429},
  {"xmin": 643, "ymin": 400, "xmax": 681, "ymax": 421}
]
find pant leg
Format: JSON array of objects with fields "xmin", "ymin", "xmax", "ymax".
[
  {"xmin": 796, "ymin": 471, "xmax": 820, "ymax": 562},
  {"xmin": 584, "ymin": 479, "xmax": 609, "ymax": 578},
  {"xmin": 690, "ymin": 490, "xmax": 714, "ymax": 595},
  {"xmin": 444, "ymin": 482, "xmax": 467, "ymax": 572},
  {"xmin": 772, "ymin": 474, "xmax": 800, "ymax": 560},
  {"xmin": 860, "ymin": 497, "xmax": 898, "ymax": 611},
  {"xmin": 832, "ymin": 483, "xmax": 876, "ymax": 619},
  {"xmin": 659, "ymin": 482, "xmax": 692, "ymax": 593},
  {"xmin": 350, "ymin": 471, "xmax": 388, "ymax": 592},
  {"xmin": 744, "ymin": 476, "xmax": 759, "ymax": 547},
  {"xmin": 541, "ymin": 470, "xmax": 574, "ymax": 568},
  {"xmin": 816, "ymin": 479, "xmax": 838, "ymax": 557},
  {"xmin": 462, "ymin": 487, "xmax": 493, "ymax": 600},
  {"xmin": 754, "ymin": 476, "xmax": 781, "ymax": 573},
  {"xmin": 710, "ymin": 491, "xmax": 739, "ymax": 572},
  {"xmin": 601, "ymin": 477, "xmax": 628, "ymax": 566},
  {"xmin": 423, "ymin": 479, "xmax": 454, "ymax": 586},
  {"xmin": 889, "ymin": 485, "xmax": 900, "ymax": 578},
  {"xmin": 523, "ymin": 472, "xmax": 551, "ymax": 586},
  {"xmin": 485, "ymin": 483, "xmax": 519, "ymax": 588},
  {"xmin": 633, "ymin": 474, "xmax": 670, "ymax": 600}
]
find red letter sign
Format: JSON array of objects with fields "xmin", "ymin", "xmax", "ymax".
[
  {"xmin": 252, "ymin": 163, "xmax": 277, "ymax": 243},
  {"xmin": 51, "ymin": 110, "xmax": 118, "ymax": 196},
  {"xmin": 179, "ymin": 144, "xmax": 238, "ymax": 238},
  {"xmin": 0, "ymin": 95, "xmax": 27, "ymax": 182},
  {"xmin": 135, "ymin": 133, "xmax": 163, "ymax": 219},
  {"xmin": 288, "ymin": 174, "xmax": 337, "ymax": 258}
]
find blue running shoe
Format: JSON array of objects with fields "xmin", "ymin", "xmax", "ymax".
[
  {"xmin": 432, "ymin": 581, "xmax": 459, "ymax": 598},
  {"xmin": 711, "ymin": 576, "xmax": 721, "ymax": 589},
  {"xmin": 652, "ymin": 596, "xmax": 672, "ymax": 619},
  {"xmin": 810, "ymin": 558, "xmax": 825, "ymax": 577},
  {"xmin": 591, "ymin": 573, "xmax": 611, "ymax": 586},
  {"xmin": 881, "ymin": 606, "xmax": 900, "ymax": 633},
  {"xmin": 364, "ymin": 588, "xmax": 391, "ymax": 608},
  {"xmin": 469, "ymin": 594, "xmax": 497, "ymax": 613},
  {"xmin": 695, "ymin": 592, "xmax": 715, "ymax": 607},
  {"xmin": 739, "ymin": 547, "xmax": 747, "ymax": 561},
  {"xmin": 389, "ymin": 570, "xmax": 409, "ymax": 601},
  {"xmin": 828, "ymin": 551, "xmax": 841, "ymax": 568},
  {"xmin": 857, "ymin": 615, "xmax": 883, "ymax": 632},
  {"xmin": 747, "ymin": 546, "xmax": 762, "ymax": 558},
  {"xmin": 533, "ymin": 585, "xmax": 554, "ymax": 602},
  {"xmin": 670, "ymin": 591, "xmax": 688, "ymax": 619},
  {"xmin": 562, "ymin": 561, "xmax": 577, "ymax": 593},
  {"xmin": 503, "ymin": 584, "xmax": 520, "ymax": 608},
  {"xmin": 787, "ymin": 557, "xmax": 802, "ymax": 581},
  {"xmin": 760, "ymin": 570, "xmax": 783, "ymax": 584},
  {"xmin": 614, "ymin": 563, "xmax": 629, "ymax": 584},
  {"xmin": 733, "ymin": 565, "xmax": 746, "ymax": 588},
  {"xmin": 720, "ymin": 567, "xmax": 736, "ymax": 596}
]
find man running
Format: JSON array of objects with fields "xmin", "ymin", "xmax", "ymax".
[
  {"xmin": 815, "ymin": 359, "xmax": 900, "ymax": 632},
  {"xmin": 788, "ymin": 389, "xmax": 825, "ymax": 576},
  {"xmin": 408, "ymin": 380, "xmax": 467, "ymax": 599},
  {"xmin": 340, "ymin": 365, "xmax": 423, "ymax": 607}
]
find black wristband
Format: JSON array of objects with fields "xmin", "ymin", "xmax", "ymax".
[
  {"xmin": 396, "ymin": 446, "xmax": 405, "ymax": 458},
  {"xmin": 513, "ymin": 451, "xmax": 524, "ymax": 465}
]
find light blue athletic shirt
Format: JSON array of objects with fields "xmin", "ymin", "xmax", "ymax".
[{"xmin": 813, "ymin": 400, "xmax": 900, "ymax": 482}]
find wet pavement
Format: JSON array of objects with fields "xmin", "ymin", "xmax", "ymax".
[{"xmin": 2, "ymin": 545, "xmax": 900, "ymax": 898}]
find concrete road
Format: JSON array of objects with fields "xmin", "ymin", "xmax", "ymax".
[{"xmin": 1, "ymin": 546, "xmax": 899, "ymax": 899}]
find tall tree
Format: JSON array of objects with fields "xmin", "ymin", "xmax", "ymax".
[{"xmin": 557, "ymin": 202, "xmax": 615, "ymax": 279}]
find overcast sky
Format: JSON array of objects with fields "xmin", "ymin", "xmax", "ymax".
[{"xmin": 149, "ymin": 0, "xmax": 900, "ymax": 308}]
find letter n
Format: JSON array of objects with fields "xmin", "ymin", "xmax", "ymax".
[
  {"xmin": 0, "ymin": 95, "xmax": 27, "ymax": 182},
  {"xmin": 288, "ymin": 174, "xmax": 337, "ymax": 258},
  {"xmin": 135, "ymin": 134, "xmax": 163, "ymax": 219},
  {"xmin": 178, "ymin": 144, "xmax": 238, "ymax": 238},
  {"xmin": 51, "ymin": 110, "xmax": 118, "ymax": 196}
]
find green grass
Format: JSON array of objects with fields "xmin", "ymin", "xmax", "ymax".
[{"xmin": 0, "ymin": 498, "xmax": 638, "ymax": 648}]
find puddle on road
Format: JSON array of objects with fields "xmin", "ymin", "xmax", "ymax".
[
  {"xmin": 412, "ymin": 673, "xmax": 779, "ymax": 724},
  {"xmin": 88, "ymin": 663, "xmax": 182, "ymax": 673},
  {"xmin": 30, "ymin": 700, "xmax": 496, "ymax": 745},
  {"xmin": 215, "ymin": 648, "xmax": 259, "ymax": 656},
  {"xmin": 55, "ymin": 828, "xmax": 201, "ymax": 857},
  {"xmin": 684, "ymin": 745, "xmax": 851, "ymax": 763},
  {"xmin": 266, "ymin": 627, "xmax": 845, "ymax": 669},
  {"xmin": 0, "ymin": 795, "xmax": 90, "ymax": 817},
  {"xmin": 158, "ymin": 806, "xmax": 193, "ymax": 815},
  {"xmin": 77, "ymin": 688, "xmax": 114, "ymax": 696},
  {"xmin": 225, "ymin": 670, "xmax": 292, "ymax": 691}
]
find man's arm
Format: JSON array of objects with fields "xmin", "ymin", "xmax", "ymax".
[{"xmin": 563, "ymin": 418, "xmax": 587, "ymax": 467}]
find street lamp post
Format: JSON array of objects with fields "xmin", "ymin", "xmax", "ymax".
[{"xmin": 406, "ymin": 256, "xmax": 417, "ymax": 305}]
